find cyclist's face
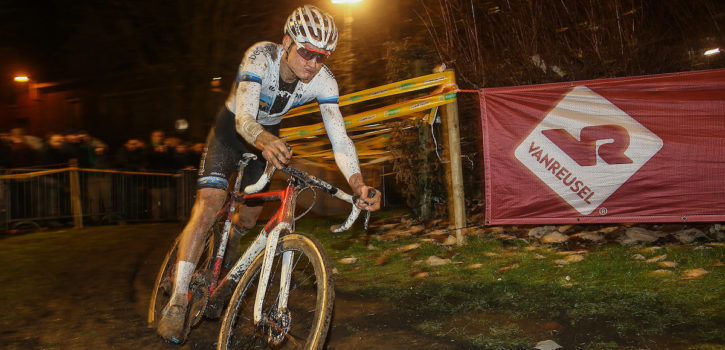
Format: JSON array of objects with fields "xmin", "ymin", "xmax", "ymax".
[{"xmin": 283, "ymin": 36, "xmax": 328, "ymax": 83}]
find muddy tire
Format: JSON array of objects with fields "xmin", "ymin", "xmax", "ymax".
[
  {"xmin": 217, "ymin": 233, "xmax": 334, "ymax": 350},
  {"xmin": 147, "ymin": 231, "xmax": 215, "ymax": 329}
]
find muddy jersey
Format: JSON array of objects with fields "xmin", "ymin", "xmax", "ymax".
[{"xmin": 224, "ymin": 41, "xmax": 360, "ymax": 181}]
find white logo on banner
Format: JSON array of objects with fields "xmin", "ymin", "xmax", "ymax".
[{"xmin": 514, "ymin": 86, "xmax": 663, "ymax": 215}]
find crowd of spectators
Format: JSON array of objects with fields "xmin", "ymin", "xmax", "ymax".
[{"xmin": 0, "ymin": 128, "xmax": 204, "ymax": 173}]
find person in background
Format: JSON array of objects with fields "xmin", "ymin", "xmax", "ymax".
[
  {"xmin": 40, "ymin": 133, "xmax": 72, "ymax": 167},
  {"xmin": 116, "ymin": 138, "xmax": 147, "ymax": 221},
  {"xmin": 0, "ymin": 130, "xmax": 11, "ymax": 168},
  {"xmin": 116, "ymin": 139, "xmax": 147, "ymax": 171},
  {"xmin": 38, "ymin": 133, "xmax": 72, "ymax": 219},
  {"xmin": 87, "ymin": 140, "xmax": 113, "ymax": 224},
  {"xmin": 8, "ymin": 130, "xmax": 37, "ymax": 168},
  {"xmin": 146, "ymin": 130, "xmax": 175, "ymax": 220},
  {"xmin": 187, "ymin": 142, "xmax": 205, "ymax": 170}
]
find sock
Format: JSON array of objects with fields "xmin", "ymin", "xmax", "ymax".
[{"xmin": 169, "ymin": 260, "xmax": 195, "ymax": 306}]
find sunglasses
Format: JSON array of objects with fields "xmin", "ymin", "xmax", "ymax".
[{"xmin": 293, "ymin": 41, "xmax": 330, "ymax": 63}]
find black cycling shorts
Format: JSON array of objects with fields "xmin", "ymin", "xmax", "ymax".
[{"xmin": 197, "ymin": 107, "xmax": 280, "ymax": 191}]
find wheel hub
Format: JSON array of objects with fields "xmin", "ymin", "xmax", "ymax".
[{"xmin": 266, "ymin": 307, "xmax": 292, "ymax": 347}]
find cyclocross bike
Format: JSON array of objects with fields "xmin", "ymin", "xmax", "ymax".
[{"xmin": 148, "ymin": 153, "xmax": 373, "ymax": 349}]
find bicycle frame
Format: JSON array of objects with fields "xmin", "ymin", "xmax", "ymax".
[
  {"xmin": 205, "ymin": 171, "xmax": 299, "ymax": 326},
  {"xmin": 196, "ymin": 153, "xmax": 365, "ymax": 331}
]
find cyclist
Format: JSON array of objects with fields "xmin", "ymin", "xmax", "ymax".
[{"xmin": 157, "ymin": 4, "xmax": 382, "ymax": 343}]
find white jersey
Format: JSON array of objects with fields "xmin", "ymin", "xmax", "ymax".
[{"xmin": 225, "ymin": 41, "xmax": 360, "ymax": 181}]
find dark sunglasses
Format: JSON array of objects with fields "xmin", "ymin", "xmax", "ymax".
[{"xmin": 294, "ymin": 43, "xmax": 330, "ymax": 63}]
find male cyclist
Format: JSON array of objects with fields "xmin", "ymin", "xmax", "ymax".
[{"xmin": 157, "ymin": 5, "xmax": 382, "ymax": 343}]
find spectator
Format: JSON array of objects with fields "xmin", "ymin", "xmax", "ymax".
[
  {"xmin": 146, "ymin": 130, "xmax": 174, "ymax": 220},
  {"xmin": 86, "ymin": 142, "xmax": 113, "ymax": 223},
  {"xmin": 116, "ymin": 139, "xmax": 146, "ymax": 171},
  {"xmin": 10, "ymin": 127, "xmax": 43, "ymax": 152},
  {"xmin": 187, "ymin": 142, "xmax": 204, "ymax": 170},
  {"xmin": 66, "ymin": 130, "xmax": 107, "ymax": 168},
  {"xmin": 115, "ymin": 138, "xmax": 147, "ymax": 221},
  {"xmin": 38, "ymin": 133, "xmax": 72, "ymax": 218},
  {"xmin": 8, "ymin": 131, "xmax": 37, "ymax": 168},
  {"xmin": 0, "ymin": 130, "xmax": 12, "ymax": 168},
  {"xmin": 146, "ymin": 130, "xmax": 173, "ymax": 172},
  {"xmin": 40, "ymin": 133, "xmax": 73, "ymax": 167}
]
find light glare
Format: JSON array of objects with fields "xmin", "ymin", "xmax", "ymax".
[
  {"xmin": 332, "ymin": 0, "xmax": 362, "ymax": 3},
  {"xmin": 704, "ymin": 48, "xmax": 721, "ymax": 56},
  {"xmin": 14, "ymin": 76, "xmax": 29, "ymax": 82}
]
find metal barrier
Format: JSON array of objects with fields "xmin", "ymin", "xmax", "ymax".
[{"xmin": 0, "ymin": 163, "xmax": 197, "ymax": 233}]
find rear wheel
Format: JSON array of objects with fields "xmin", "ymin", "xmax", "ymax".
[
  {"xmin": 147, "ymin": 230, "xmax": 215, "ymax": 329},
  {"xmin": 217, "ymin": 233, "xmax": 334, "ymax": 350}
]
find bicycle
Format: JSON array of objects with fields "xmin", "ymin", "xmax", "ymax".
[{"xmin": 148, "ymin": 153, "xmax": 373, "ymax": 349}]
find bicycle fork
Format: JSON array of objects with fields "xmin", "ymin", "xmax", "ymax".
[{"xmin": 254, "ymin": 221, "xmax": 293, "ymax": 325}]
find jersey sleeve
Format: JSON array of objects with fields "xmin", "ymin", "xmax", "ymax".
[
  {"xmin": 316, "ymin": 71, "xmax": 361, "ymax": 182},
  {"xmin": 231, "ymin": 43, "xmax": 270, "ymax": 144}
]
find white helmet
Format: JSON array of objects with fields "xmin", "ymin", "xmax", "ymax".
[{"xmin": 284, "ymin": 5, "xmax": 338, "ymax": 52}]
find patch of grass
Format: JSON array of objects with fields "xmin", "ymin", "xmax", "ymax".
[{"xmin": 297, "ymin": 212, "xmax": 725, "ymax": 349}]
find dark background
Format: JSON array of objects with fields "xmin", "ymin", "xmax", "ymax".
[{"xmin": 1, "ymin": 0, "xmax": 723, "ymax": 153}]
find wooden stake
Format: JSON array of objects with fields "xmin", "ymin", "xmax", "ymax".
[
  {"xmin": 441, "ymin": 96, "xmax": 466, "ymax": 245},
  {"xmin": 69, "ymin": 159, "xmax": 83, "ymax": 229}
]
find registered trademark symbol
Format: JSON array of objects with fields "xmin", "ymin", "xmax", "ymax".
[{"xmin": 599, "ymin": 207, "xmax": 608, "ymax": 215}]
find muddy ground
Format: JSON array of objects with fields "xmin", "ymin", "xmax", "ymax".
[{"xmin": 0, "ymin": 223, "xmax": 459, "ymax": 350}]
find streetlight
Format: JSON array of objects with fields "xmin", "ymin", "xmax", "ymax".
[{"xmin": 13, "ymin": 75, "xmax": 39, "ymax": 100}]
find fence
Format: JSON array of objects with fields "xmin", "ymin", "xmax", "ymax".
[{"xmin": 0, "ymin": 160, "xmax": 197, "ymax": 233}]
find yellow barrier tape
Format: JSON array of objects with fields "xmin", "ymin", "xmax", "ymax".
[
  {"xmin": 0, "ymin": 167, "xmax": 179, "ymax": 180},
  {"xmin": 281, "ymin": 71, "xmax": 456, "ymax": 171},
  {"xmin": 281, "ymin": 92, "xmax": 456, "ymax": 142},
  {"xmin": 290, "ymin": 129, "xmax": 392, "ymax": 153},
  {"xmin": 284, "ymin": 71, "xmax": 456, "ymax": 118}
]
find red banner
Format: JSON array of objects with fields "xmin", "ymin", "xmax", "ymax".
[{"xmin": 480, "ymin": 69, "xmax": 725, "ymax": 224}]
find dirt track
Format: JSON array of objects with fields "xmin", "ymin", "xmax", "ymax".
[{"xmin": 0, "ymin": 223, "xmax": 457, "ymax": 350}]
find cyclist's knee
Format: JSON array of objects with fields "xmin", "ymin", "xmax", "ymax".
[
  {"xmin": 195, "ymin": 188, "xmax": 226, "ymax": 207},
  {"xmin": 239, "ymin": 205, "xmax": 263, "ymax": 229}
]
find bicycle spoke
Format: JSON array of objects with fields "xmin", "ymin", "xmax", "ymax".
[{"xmin": 219, "ymin": 234, "xmax": 332, "ymax": 350}]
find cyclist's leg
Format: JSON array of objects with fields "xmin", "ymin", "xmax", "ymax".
[
  {"xmin": 157, "ymin": 108, "xmax": 242, "ymax": 342},
  {"xmin": 157, "ymin": 109, "xmax": 280, "ymax": 342},
  {"xmin": 156, "ymin": 187, "xmax": 227, "ymax": 342},
  {"xmin": 224, "ymin": 122, "xmax": 280, "ymax": 267},
  {"xmin": 224, "ymin": 203, "xmax": 264, "ymax": 268}
]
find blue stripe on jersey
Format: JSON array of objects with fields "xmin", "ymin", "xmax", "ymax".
[
  {"xmin": 317, "ymin": 96, "xmax": 339, "ymax": 104},
  {"xmin": 237, "ymin": 71, "xmax": 262, "ymax": 84},
  {"xmin": 259, "ymin": 94, "xmax": 273, "ymax": 112}
]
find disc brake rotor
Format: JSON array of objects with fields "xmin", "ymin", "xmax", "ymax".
[{"xmin": 266, "ymin": 307, "xmax": 292, "ymax": 347}]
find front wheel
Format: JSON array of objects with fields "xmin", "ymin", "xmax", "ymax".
[{"xmin": 217, "ymin": 233, "xmax": 334, "ymax": 350}]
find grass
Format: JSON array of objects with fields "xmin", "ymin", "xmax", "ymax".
[
  {"xmin": 295, "ymin": 210, "xmax": 725, "ymax": 349},
  {"xmin": 1, "ymin": 212, "xmax": 722, "ymax": 349}
]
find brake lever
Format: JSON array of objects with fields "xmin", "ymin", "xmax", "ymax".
[{"xmin": 362, "ymin": 189, "xmax": 376, "ymax": 230}]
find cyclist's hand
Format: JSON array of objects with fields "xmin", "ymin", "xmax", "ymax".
[
  {"xmin": 355, "ymin": 186, "xmax": 381, "ymax": 212},
  {"xmin": 255, "ymin": 132, "xmax": 291, "ymax": 169}
]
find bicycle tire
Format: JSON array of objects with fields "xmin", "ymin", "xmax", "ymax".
[
  {"xmin": 217, "ymin": 233, "xmax": 334, "ymax": 350},
  {"xmin": 147, "ymin": 230, "xmax": 215, "ymax": 328}
]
